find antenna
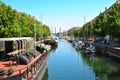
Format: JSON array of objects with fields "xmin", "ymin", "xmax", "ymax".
[
  {"xmin": 60, "ymin": 27, "xmax": 61, "ymax": 33},
  {"xmin": 84, "ymin": 16, "xmax": 86, "ymax": 25},
  {"xmin": 55, "ymin": 27, "xmax": 56, "ymax": 34},
  {"xmin": 41, "ymin": 12, "xmax": 43, "ymax": 38},
  {"xmin": 83, "ymin": 16, "xmax": 86, "ymax": 39}
]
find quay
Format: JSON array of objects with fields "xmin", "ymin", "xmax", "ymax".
[{"xmin": 95, "ymin": 43, "xmax": 120, "ymax": 61}]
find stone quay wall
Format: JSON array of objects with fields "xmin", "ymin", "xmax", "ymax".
[{"xmin": 95, "ymin": 44, "xmax": 120, "ymax": 59}]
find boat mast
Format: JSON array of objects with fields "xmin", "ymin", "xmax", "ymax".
[
  {"xmin": 83, "ymin": 16, "xmax": 86, "ymax": 39},
  {"xmin": 34, "ymin": 19, "xmax": 36, "ymax": 54},
  {"xmin": 55, "ymin": 27, "xmax": 56, "ymax": 35},
  {"xmin": 41, "ymin": 12, "xmax": 43, "ymax": 39},
  {"xmin": 19, "ymin": 10, "xmax": 21, "ymax": 37}
]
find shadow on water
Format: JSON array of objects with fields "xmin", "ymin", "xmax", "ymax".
[
  {"xmin": 42, "ymin": 68, "xmax": 48, "ymax": 80},
  {"xmin": 47, "ymin": 46, "xmax": 58, "ymax": 56},
  {"xmin": 42, "ymin": 46, "xmax": 58, "ymax": 80},
  {"xmin": 79, "ymin": 50, "xmax": 120, "ymax": 80}
]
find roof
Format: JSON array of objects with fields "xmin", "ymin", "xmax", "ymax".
[
  {"xmin": 63, "ymin": 30, "xmax": 68, "ymax": 33},
  {"xmin": 0, "ymin": 37, "xmax": 33, "ymax": 41}
]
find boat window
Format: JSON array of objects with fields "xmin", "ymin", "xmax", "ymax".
[
  {"xmin": 0, "ymin": 41, "xmax": 5, "ymax": 51},
  {"xmin": 13, "ymin": 41, "xmax": 18, "ymax": 50},
  {"xmin": 26, "ymin": 39, "xmax": 34, "ymax": 54}
]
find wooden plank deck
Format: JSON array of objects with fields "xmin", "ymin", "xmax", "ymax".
[
  {"xmin": 7, "ymin": 49, "xmax": 25, "ymax": 55},
  {"xmin": 107, "ymin": 51, "xmax": 120, "ymax": 58},
  {"xmin": 0, "ymin": 52, "xmax": 43, "ymax": 79}
]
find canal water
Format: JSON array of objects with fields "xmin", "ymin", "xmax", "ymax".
[{"xmin": 42, "ymin": 39, "xmax": 120, "ymax": 80}]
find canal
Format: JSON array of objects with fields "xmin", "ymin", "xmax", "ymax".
[{"xmin": 42, "ymin": 39, "xmax": 120, "ymax": 80}]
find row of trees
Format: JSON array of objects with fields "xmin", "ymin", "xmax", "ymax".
[
  {"xmin": 0, "ymin": 1, "xmax": 50, "ymax": 38},
  {"xmin": 71, "ymin": 2, "xmax": 120, "ymax": 40}
]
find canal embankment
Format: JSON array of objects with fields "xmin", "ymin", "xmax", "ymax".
[
  {"xmin": 30, "ymin": 59, "xmax": 47, "ymax": 80},
  {"xmin": 95, "ymin": 42, "xmax": 120, "ymax": 63}
]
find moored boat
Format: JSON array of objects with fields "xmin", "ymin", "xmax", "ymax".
[
  {"xmin": 43, "ymin": 38, "xmax": 58, "ymax": 47},
  {"xmin": 83, "ymin": 43, "xmax": 96, "ymax": 56},
  {"xmin": 0, "ymin": 37, "xmax": 47, "ymax": 80}
]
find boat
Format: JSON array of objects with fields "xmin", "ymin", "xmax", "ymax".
[
  {"xmin": 72, "ymin": 40, "xmax": 78, "ymax": 46},
  {"xmin": 75, "ymin": 40, "xmax": 85, "ymax": 50},
  {"xmin": 83, "ymin": 43, "xmax": 96, "ymax": 56},
  {"xmin": 43, "ymin": 38, "xmax": 58, "ymax": 47},
  {"xmin": 36, "ymin": 43, "xmax": 51, "ymax": 52},
  {"xmin": 0, "ymin": 37, "xmax": 47, "ymax": 80}
]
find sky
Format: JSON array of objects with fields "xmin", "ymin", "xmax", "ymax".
[{"xmin": 2, "ymin": 0, "xmax": 116, "ymax": 33}]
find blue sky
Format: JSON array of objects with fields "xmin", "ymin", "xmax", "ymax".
[{"xmin": 2, "ymin": 0, "xmax": 116, "ymax": 32}]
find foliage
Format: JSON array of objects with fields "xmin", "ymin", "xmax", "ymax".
[
  {"xmin": 72, "ymin": 2, "xmax": 120, "ymax": 40},
  {"xmin": 0, "ymin": 1, "xmax": 50, "ymax": 38},
  {"xmin": 107, "ymin": 3, "xmax": 120, "ymax": 38},
  {"xmin": 8, "ymin": 67, "xmax": 14, "ymax": 75},
  {"xmin": 93, "ymin": 13, "xmax": 107, "ymax": 37},
  {"xmin": 29, "ymin": 50, "xmax": 36, "ymax": 57},
  {"xmin": 91, "ymin": 58, "xmax": 117, "ymax": 74},
  {"xmin": 42, "ymin": 25, "xmax": 50, "ymax": 37},
  {"xmin": 82, "ymin": 55, "xmax": 119, "ymax": 80}
]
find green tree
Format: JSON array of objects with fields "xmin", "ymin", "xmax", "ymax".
[
  {"xmin": 0, "ymin": 1, "xmax": 50, "ymax": 38},
  {"xmin": 107, "ymin": 3, "xmax": 120, "ymax": 39}
]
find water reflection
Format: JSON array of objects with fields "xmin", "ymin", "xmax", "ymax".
[
  {"xmin": 47, "ymin": 46, "xmax": 58, "ymax": 57},
  {"xmin": 43, "ymin": 39, "xmax": 120, "ymax": 80},
  {"xmin": 81, "ymin": 51, "xmax": 120, "ymax": 80},
  {"xmin": 42, "ymin": 68, "xmax": 48, "ymax": 80}
]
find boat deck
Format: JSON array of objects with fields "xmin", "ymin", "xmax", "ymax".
[{"xmin": 0, "ymin": 52, "xmax": 46, "ymax": 80}]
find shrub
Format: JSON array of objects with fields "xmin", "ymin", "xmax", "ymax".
[{"xmin": 8, "ymin": 67, "xmax": 14, "ymax": 76}]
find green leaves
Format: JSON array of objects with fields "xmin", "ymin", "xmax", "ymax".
[
  {"xmin": 72, "ymin": 2, "xmax": 120, "ymax": 39},
  {"xmin": 0, "ymin": 1, "xmax": 50, "ymax": 38},
  {"xmin": 107, "ymin": 3, "xmax": 120, "ymax": 38}
]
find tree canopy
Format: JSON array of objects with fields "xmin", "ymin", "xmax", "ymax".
[
  {"xmin": 70, "ymin": 2, "xmax": 120, "ymax": 40},
  {"xmin": 0, "ymin": 1, "xmax": 50, "ymax": 38}
]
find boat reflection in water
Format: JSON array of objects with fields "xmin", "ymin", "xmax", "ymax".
[{"xmin": 42, "ymin": 46, "xmax": 58, "ymax": 80}]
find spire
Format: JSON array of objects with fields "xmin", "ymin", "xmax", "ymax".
[{"xmin": 59, "ymin": 27, "xmax": 61, "ymax": 33}]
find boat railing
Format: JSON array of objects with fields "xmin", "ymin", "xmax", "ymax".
[
  {"xmin": 7, "ymin": 49, "xmax": 25, "ymax": 56},
  {"xmin": 0, "ymin": 52, "xmax": 47, "ymax": 80}
]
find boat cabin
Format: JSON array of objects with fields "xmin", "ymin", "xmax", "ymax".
[{"xmin": 0, "ymin": 37, "xmax": 34, "ymax": 59}]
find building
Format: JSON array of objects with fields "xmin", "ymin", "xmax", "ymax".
[{"xmin": 18, "ymin": 12, "xmax": 35, "ymax": 19}]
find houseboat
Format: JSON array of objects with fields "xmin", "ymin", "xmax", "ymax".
[{"xmin": 0, "ymin": 37, "xmax": 47, "ymax": 80}]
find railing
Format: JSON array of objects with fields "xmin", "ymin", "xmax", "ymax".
[
  {"xmin": 107, "ymin": 47, "xmax": 120, "ymax": 58},
  {"xmin": 0, "ymin": 52, "xmax": 47, "ymax": 80},
  {"xmin": 95, "ymin": 43, "xmax": 120, "ymax": 59}
]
